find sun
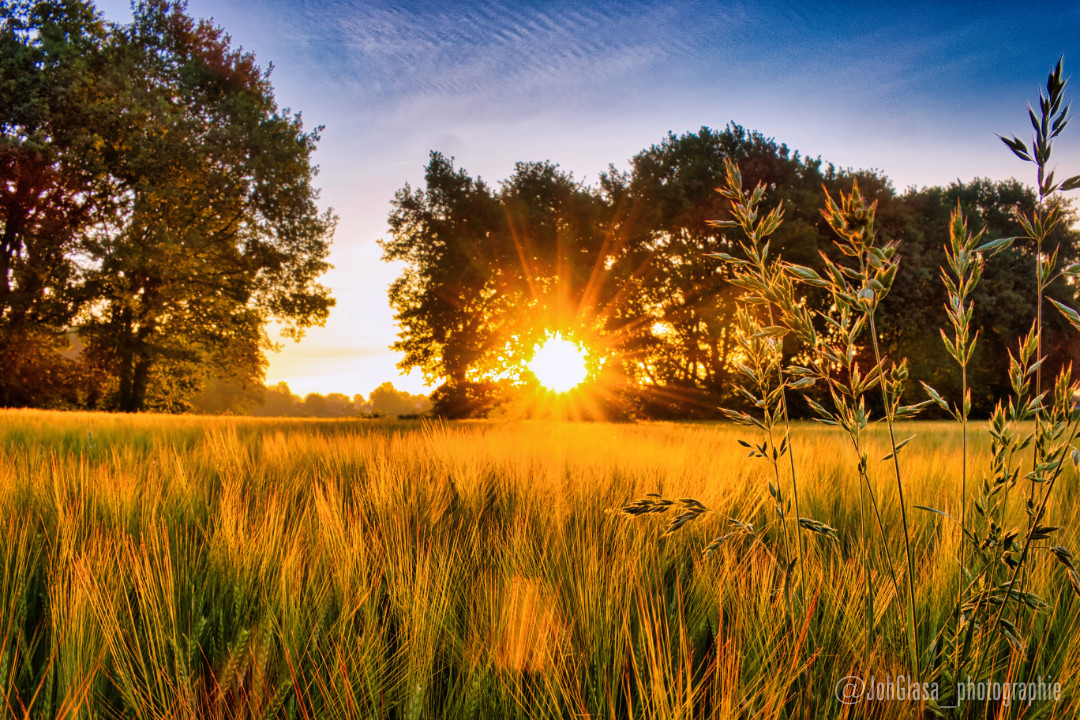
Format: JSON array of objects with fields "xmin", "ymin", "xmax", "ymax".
[{"xmin": 528, "ymin": 333, "xmax": 589, "ymax": 393}]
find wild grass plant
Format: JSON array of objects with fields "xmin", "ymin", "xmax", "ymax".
[{"xmin": 620, "ymin": 58, "xmax": 1080, "ymax": 717}]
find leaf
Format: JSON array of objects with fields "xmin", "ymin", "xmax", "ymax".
[
  {"xmin": 786, "ymin": 263, "xmax": 830, "ymax": 287},
  {"xmin": 882, "ymin": 435, "xmax": 915, "ymax": 461},
  {"xmin": 920, "ymin": 382, "xmax": 950, "ymax": 411},
  {"xmin": 706, "ymin": 251, "xmax": 745, "ymax": 265},
  {"xmin": 1029, "ymin": 103, "xmax": 1042, "ymax": 135},
  {"xmin": 974, "ymin": 236, "xmax": 1017, "ymax": 256},
  {"xmin": 999, "ymin": 134, "xmax": 1032, "ymax": 162},
  {"xmin": 914, "ymin": 505, "xmax": 957, "ymax": 524},
  {"xmin": 1031, "ymin": 524, "xmax": 1060, "ymax": 541},
  {"xmin": 1050, "ymin": 546, "xmax": 1075, "ymax": 571},
  {"xmin": 1052, "ymin": 108, "xmax": 1071, "ymax": 138},
  {"xmin": 1049, "ymin": 298, "xmax": 1080, "ymax": 332},
  {"xmin": 894, "ymin": 400, "xmax": 931, "ymax": 421},
  {"xmin": 753, "ymin": 326, "xmax": 789, "ymax": 339}
]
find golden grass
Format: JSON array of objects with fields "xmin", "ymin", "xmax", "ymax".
[{"xmin": 0, "ymin": 410, "xmax": 1076, "ymax": 718}]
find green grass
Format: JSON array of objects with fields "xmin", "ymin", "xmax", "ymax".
[{"xmin": 1, "ymin": 409, "xmax": 1077, "ymax": 719}]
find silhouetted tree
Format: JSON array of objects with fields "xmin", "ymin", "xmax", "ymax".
[
  {"xmin": 252, "ymin": 381, "xmax": 303, "ymax": 416},
  {"xmin": 382, "ymin": 153, "xmax": 613, "ymax": 416},
  {"xmin": 368, "ymin": 381, "xmax": 432, "ymax": 417},
  {"xmin": 381, "ymin": 130, "xmax": 1080, "ymax": 420},
  {"xmin": 381, "ymin": 152, "xmax": 503, "ymax": 411},
  {"xmin": 603, "ymin": 125, "xmax": 864, "ymax": 416}
]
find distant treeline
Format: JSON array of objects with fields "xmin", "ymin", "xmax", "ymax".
[
  {"xmin": 188, "ymin": 381, "xmax": 432, "ymax": 419},
  {"xmin": 383, "ymin": 124, "xmax": 1080, "ymax": 418}
]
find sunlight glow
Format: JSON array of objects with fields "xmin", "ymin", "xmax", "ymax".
[{"xmin": 528, "ymin": 333, "xmax": 589, "ymax": 393}]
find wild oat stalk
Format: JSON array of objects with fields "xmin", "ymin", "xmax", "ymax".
[
  {"xmin": 940, "ymin": 210, "xmax": 985, "ymax": 556},
  {"xmin": 707, "ymin": 170, "xmax": 925, "ymax": 671},
  {"xmin": 1000, "ymin": 55, "xmax": 1080, "ymax": 624},
  {"xmin": 929, "ymin": 326, "xmax": 1041, "ymax": 697},
  {"xmin": 1000, "ymin": 57, "xmax": 1080, "ymax": 409},
  {"xmin": 708, "ymin": 159, "xmax": 814, "ymax": 613},
  {"xmin": 772, "ymin": 180, "xmax": 927, "ymax": 676},
  {"xmin": 919, "ymin": 206, "xmax": 990, "ymax": 690},
  {"xmin": 1000, "ymin": 57, "xmax": 1080, "ymax": 629},
  {"xmin": 908, "ymin": 58, "xmax": 1080, "ymax": 711},
  {"xmin": 916, "ymin": 205, "xmax": 1041, "ymax": 713},
  {"xmin": 619, "ymin": 160, "xmax": 842, "ymax": 615}
]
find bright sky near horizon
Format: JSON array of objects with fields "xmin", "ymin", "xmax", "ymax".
[{"xmin": 92, "ymin": 0, "xmax": 1080, "ymax": 399}]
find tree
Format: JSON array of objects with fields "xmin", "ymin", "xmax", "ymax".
[
  {"xmin": 0, "ymin": 0, "xmax": 117, "ymax": 406},
  {"xmin": 604, "ymin": 125, "xmax": 847, "ymax": 416},
  {"xmin": 0, "ymin": 0, "xmax": 335, "ymax": 412},
  {"xmin": 188, "ymin": 371, "xmax": 264, "ymax": 414},
  {"xmin": 878, "ymin": 179, "xmax": 1080, "ymax": 415},
  {"xmin": 382, "ymin": 152, "xmax": 616, "ymax": 416},
  {"xmin": 381, "ymin": 152, "xmax": 503, "ymax": 394},
  {"xmin": 323, "ymin": 392, "xmax": 353, "ymax": 417},
  {"xmin": 251, "ymin": 380, "xmax": 302, "ymax": 416},
  {"xmin": 368, "ymin": 381, "xmax": 432, "ymax": 418},
  {"xmin": 383, "ymin": 126, "xmax": 1080, "ymax": 419},
  {"xmin": 82, "ymin": 0, "xmax": 334, "ymax": 412}
]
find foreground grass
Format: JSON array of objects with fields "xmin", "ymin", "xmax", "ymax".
[{"xmin": 0, "ymin": 410, "xmax": 1077, "ymax": 719}]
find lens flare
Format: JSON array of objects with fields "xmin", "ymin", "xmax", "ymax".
[{"xmin": 528, "ymin": 333, "xmax": 588, "ymax": 393}]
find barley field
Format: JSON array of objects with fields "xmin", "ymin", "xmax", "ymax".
[{"xmin": 1, "ymin": 409, "xmax": 1078, "ymax": 719}]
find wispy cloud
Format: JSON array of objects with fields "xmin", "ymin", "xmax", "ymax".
[
  {"xmin": 239, "ymin": 0, "xmax": 726, "ymax": 122},
  {"xmin": 339, "ymin": 1, "xmax": 681, "ymax": 94}
]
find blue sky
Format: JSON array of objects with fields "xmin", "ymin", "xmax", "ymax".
[{"xmin": 93, "ymin": 0, "xmax": 1080, "ymax": 398}]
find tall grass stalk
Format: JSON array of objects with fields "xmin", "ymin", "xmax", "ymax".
[
  {"xmin": 936, "ymin": 206, "xmax": 988, "ymax": 692},
  {"xmin": 791, "ymin": 180, "xmax": 925, "ymax": 677},
  {"xmin": 1000, "ymin": 56, "xmax": 1080, "ymax": 629},
  {"xmin": 709, "ymin": 159, "xmax": 808, "ymax": 617}
]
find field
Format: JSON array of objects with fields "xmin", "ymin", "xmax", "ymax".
[{"xmin": 2, "ymin": 410, "xmax": 1078, "ymax": 719}]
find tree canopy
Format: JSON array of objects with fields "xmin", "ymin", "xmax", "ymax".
[
  {"xmin": 383, "ymin": 125, "xmax": 1080, "ymax": 418},
  {"xmin": 0, "ymin": 0, "xmax": 334, "ymax": 411}
]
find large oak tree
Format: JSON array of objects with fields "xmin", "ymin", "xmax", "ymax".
[{"xmin": 0, "ymin": 0, "xmax": 335, "ymax": 411}]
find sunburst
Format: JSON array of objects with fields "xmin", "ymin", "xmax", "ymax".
[{"xmin": 528, "ymin": 333, "xmax": 589, "ymax": 392}]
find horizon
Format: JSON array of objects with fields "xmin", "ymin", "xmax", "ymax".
[{"xmin": 92, "ymin": 0, "xmax": 1080, "ymax": 398}]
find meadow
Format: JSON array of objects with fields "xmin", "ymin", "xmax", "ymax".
[{"xmin": 2, "ymin": 409, "xmax": 1078, "ymax": 719}]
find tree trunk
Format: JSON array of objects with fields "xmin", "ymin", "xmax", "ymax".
[
  {"xmin": 116, "ymin": 306, "xmax": 136, "ymax": 411},
  {"xmin": 131, "ymin": 353, "xmax": 152, "ymax": 412},
  {"xmin": 118, "ymin": 319, "xmax": 155, "ymax": 413},
  {"xmin": 0, "ymin": 189, "xmax": 28, "ymax": 321}
]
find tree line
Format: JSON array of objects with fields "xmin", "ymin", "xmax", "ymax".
[
  {"xmin": 383, "ymin": 125, "xmax": 1080, "ymax": 418},
  {"xmin": 189, "ymin": 380, "xmax": 432, "ymax": 418},
  {"xmin": 0, "ymin": 0, "xmax": 334, "ymax": 412}
]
